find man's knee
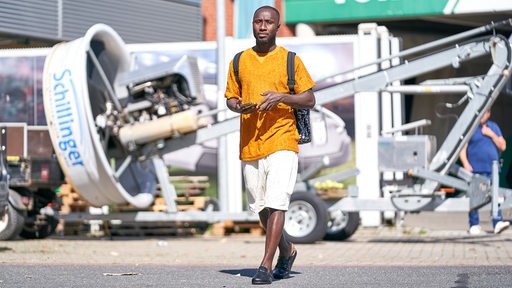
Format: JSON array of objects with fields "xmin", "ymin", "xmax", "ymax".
[{"xmin": 266, "ymin": 207, "xmax": 286, "ymax": 214}]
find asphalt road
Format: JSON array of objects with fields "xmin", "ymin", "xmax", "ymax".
[
  {"xmin": 1, "ymin": 265, "xmax": 511, "ymax": 288},
  {"xmin": 1, "ymin": 211, "xmax": 512, "ymax": 287}
]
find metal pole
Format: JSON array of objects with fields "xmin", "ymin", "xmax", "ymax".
[
  {"xmin": 492, "ymin": 160, "xmax": 499, "ymax": 219},
  {"xmin": 216, "ymin": 0, "xmax": 228, "ymax": 212},
  {"xmin": 315, "ymin": 19, "xmax": 512, "ymax": 84}
]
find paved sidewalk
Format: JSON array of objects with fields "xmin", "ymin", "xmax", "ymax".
[{"xmin": 1, "ymin": 211, "xmax": 511, "ymax": 267}]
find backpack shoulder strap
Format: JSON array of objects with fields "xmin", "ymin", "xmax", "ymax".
[
  {"xmin": 234, "ymin": 50, "xmax": 295, "ymax": 93},
  {"xmin": 233, "ymin": 51, "xmax": 243, "ymax": 87},
  {"xmin": 287, "ymin": 51, "xmax": 296, "ymax": 94}
]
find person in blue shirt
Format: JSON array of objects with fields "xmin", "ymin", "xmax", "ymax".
[{"xmin": 459, "ymin": 109, "xmax": 510, "ymax": 235}]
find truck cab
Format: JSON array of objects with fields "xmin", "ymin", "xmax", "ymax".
[{"xmin": 0, "ymin": 125, "xmax": 64, "ymax": 240}]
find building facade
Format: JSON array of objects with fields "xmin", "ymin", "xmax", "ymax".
[{"xmin": 0, "ymin": 0, "xmax": 202, "ymax": 48}]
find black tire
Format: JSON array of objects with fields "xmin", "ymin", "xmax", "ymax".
[
  {"xmin": 284, "ymin": 192, "xmax": 328, "ymax": 244},
  {"xmin": 324, "ymin": 210, "xmax": 360, "ymax": 241},
  {"xmin": 18, "ymin": 188, "xmax": 59, "ymax": 239},
  {"xmin": 196, "ymin": 197, "xmax": 220, "ymax": 233},
  {"xmin": 19, "ymin": 214, "xmax": 58, "ymax": 239},
  {"xmin": 0, "ymin": 202, "xmax": 25, "ymax": 240},
  {"xmin": 202, "ymin": 198, "xmax": 220, "ymax": 212}
]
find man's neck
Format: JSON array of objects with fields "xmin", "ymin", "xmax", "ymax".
[{"xmin": 253, "ymin": 43, "xmax": 277, "ymax": 54}]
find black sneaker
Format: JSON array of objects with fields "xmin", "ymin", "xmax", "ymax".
[
  {"xmin": 272, "ymin": 248, "xmax": 297, "ymax": 279},
  {"xmin": 252, "ymin": 266, "xmax": 273, "ymax": 285}
]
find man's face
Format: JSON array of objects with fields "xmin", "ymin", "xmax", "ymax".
[{"xmin": 252, "ymin": 8, "xmax": 279, "ymax": 45}]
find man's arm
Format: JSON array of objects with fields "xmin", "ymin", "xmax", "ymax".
[
  {"xmin": 493, "ymin": 135, "xmax": 507, "ymax": 151},
  {"xmin": 459, "ymin": 143, "xmax": 473, "ymax": 172},
  {"xmin": 257, "ymin": 89, "xmax": 315, "ymax": 111},
  {"xmin": 482, "ymin": 124, "xmax": 506, "ymax": 151}
]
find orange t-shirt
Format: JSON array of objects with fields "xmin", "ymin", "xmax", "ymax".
[{"xmin": 225, "ymin": 46, "xmax": 315, "ymax": 161}]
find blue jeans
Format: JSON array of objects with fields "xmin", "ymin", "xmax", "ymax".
[
  {"xmin": 469, "ymin": 207, "xmax": 503, "ymax": 228},
  {"xmin": 469, "ymin": 172, "xmax": 503, "ymax": 228}
]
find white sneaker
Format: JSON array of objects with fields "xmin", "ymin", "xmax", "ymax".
[
  {"xmin": 494, "ymin": 221, "xmax": 510, "ymax": 234},
  {"xmin": 469, "ymin": 225, "xmax": 487, "ymax": 235}
]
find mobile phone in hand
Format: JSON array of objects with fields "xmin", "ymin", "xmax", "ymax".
[{"xmin": 240, "ymin": 102, "xmax": 256, "ymax": 110}]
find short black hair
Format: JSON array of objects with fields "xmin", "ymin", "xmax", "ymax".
[{"xmin": 253, "ymin": 5, "xmax": 280, "ymax": 22}]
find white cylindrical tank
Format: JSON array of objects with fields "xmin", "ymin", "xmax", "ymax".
[{"xmin": 119, "ymin": 110, "xmax": 200, "ymax": 145}]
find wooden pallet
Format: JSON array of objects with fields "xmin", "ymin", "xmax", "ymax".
[
  {"xmin": 150, "ymin": 175, "xmax": 213, "ymax": 211},
  {"xmin": 169, "ymin": 175, "xmax": 210, "ymax": 197},
  {"xmin": 210, "ymin": 220, "xmax": 264, "ymax": 237},
  {"xmin": 110, "ymin": 195, "xmax": 211, "ymax": 213},
  {"xmin": 105, "ymin": 221, "xmax": 204, "ymax": 237},
  {"xmin": 316, "ymin": 189, "xmax": 348, "ymax": 200},
  {"xmin": 57, "ymin": 183, "xmax": 89, "ymax": 214},
  {"xmin": 58, "ymin": 176, "xmax": 211, "ymax": 212},
  {"xmin": 57, "ymin": 176, "xmax": 216, "ymax": 236},
  {"xmin": 151, "ymin": 195, "xmax": 211, "ymax": 212}
]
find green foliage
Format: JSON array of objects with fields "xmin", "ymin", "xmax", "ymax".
[{"xmin": 315, "ymin": 141, "xmax": 357, "ymax": 187}]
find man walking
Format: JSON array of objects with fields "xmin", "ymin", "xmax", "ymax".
[{"xmin": 224, "ymin": 6, "xmax": 316, "ymax": 285}]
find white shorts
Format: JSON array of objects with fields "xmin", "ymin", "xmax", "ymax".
[{"xmin": 243, "ymin": 150, "xmax": 298, "ymax": 214}]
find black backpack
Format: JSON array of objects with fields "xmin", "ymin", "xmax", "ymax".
[{"xmin": 232, "ymin": 50, "xmax": 311, "ymax": 144}]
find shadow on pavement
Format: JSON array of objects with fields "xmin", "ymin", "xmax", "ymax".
[
  {"xmin": 219, "ymin": 268, "xmax": 257, "ymax": 278},
  {"xmin": 219, "ymin": 268, "xmax": 302, "ymax": 279}
]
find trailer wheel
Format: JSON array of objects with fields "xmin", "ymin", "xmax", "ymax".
[
  {"xmin": 0, "ymin": 202, "xmax": 25, "ymax": 240},
  {"xmin": 19, "ymin": 213, "xmax": 58, "ymax": 239},
  {"xmin": 284, "ymin": 192, "xmax": 328, "ymax": 244},
  {"xmin": 196, "ymin": 198, "xmax": 220, "ymax": 234},
  {"xmin": 202, "ymin": 198, "xmax": 220, "ymax": 212},
  {"xmin": 324, "ymin": 210, "xmax": 360, "ymax": 241}
]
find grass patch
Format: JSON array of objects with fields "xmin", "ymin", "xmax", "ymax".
[{"xmin": 315, "ymin": 141, "xmax": 357, "ymax": 187}]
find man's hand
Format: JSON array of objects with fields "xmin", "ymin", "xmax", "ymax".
[
  {"xmin": 462, "ymin": 162, "xmax": 473, "ymax": 173},
  {"xmin": 226, "ymin": 98, "xmax": 257, "ymax": 114},
  {"xmin": 481, "ymin": 124, "xmax": 494, "ymax": 138},
  {"xmin": 240, "ymin": 102, "xmax": 257, "ymax": 113},
  {"xmin": 258, "ymin": 91, "xmax": 284, "ymax": 111},
  {"xmin": 481, "ymin": 123, "xmax": 507, "ymax": 151}
]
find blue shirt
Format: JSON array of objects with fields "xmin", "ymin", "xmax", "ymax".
[{"xmin": 466, "ymin": 120, "xmax": 502, "ymax": 174}]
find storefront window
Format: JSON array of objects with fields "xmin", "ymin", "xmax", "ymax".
[{"xmin": 0, "ymin": 55, "xmax": 46, "ymax": 125}]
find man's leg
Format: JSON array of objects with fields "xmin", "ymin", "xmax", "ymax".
[
  {"xmin": 261, "ymin": 150, "xmax": 297, "ymax": 261},
  {"xmin": 258, "ymin": 208, "xmax": 288, "ymax": 270},
  {"xmin": 252, "ymin": 151, "xmax": 298, "ymax": 283},
  {"xmin": 469, "ymin": 210, "xmax": 479, "ymax": 227},
  {"xmin": 492, "ymin": 209, "xmax": 510, "ymax": 234},
  {"xmin": 492, "ymin": 209, "xmax": 502, "ymax": 227},
  {"xmin": 468, "ymin": 210, "xmax": 485, "ymax": 235},
  {"xmin": 259, "ymin": 209, "xmax": 293, "ymax": 258}
]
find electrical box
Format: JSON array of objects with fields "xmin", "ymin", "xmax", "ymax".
[{"xmin": 378, "ymin": 135, "xmax": 436, "ymax": 171}]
